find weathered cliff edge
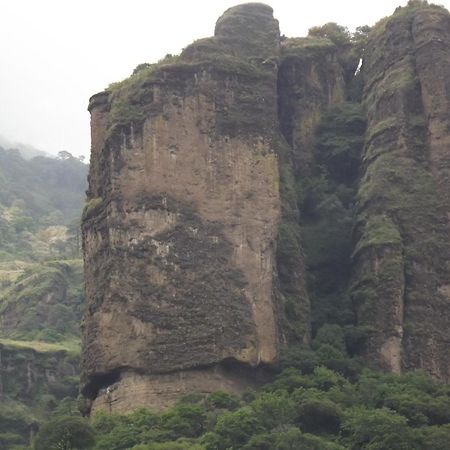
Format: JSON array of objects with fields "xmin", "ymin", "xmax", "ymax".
[
  {"xmin": 82, "ymin": 4, "xmax": 315, "ymax": 413},
  {"xmin": 82, "ymin": 2, "xmax": 450, "ymax": 413}
]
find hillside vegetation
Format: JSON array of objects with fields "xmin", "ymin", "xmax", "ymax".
[
  {"xmin": 30, "ymin": 339, "xmax": 450, "ymax": 450},
  {"xmin": 0, "ymin": 148, "xmax": 87, "ymax": 449},
  {"xmin": 0, "ymin": 148, "xmax": 86, "ymax": 262}
]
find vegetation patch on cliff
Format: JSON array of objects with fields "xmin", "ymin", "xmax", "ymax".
[
  {"xmin": 281, "ymin": 36, "xmax": 336, "ymax": 59},
  {"xmin": 353, "ymin": 215, "xmax": 402, "ymax": 257},
  {"xmin": 105, "ymin": 47, "xmax": 271, "ymax": 139},
  {"xmin": 297, "ymin": 102, "xmax": 366, "ymax": 332}
]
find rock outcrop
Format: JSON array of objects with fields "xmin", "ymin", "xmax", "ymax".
[
  {"xmin": 353, "ymin": 3, "xmax": 450, "ymax": 378},
  {"xmin": 82, "ymin": 3, "xmax": 309, "ymax": 413},
  {"xmin": 278, "ymin": 37, "xmax": 346, "ymax": 176},
  {"xmin": 82, "ymin": 1, "xmax": 450, "ymax": 414},
  {"xmin": 0, "ymin": 342, "xmax": 79, "ymax": 446}
]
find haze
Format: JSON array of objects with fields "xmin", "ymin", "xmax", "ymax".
[{"xmin": 1, "ymin": 0, "xmax": 446, "ymax": 159}]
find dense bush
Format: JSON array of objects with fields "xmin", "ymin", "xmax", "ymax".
[{"xmin": 33, "ymin": 416, "xmax": 95, "ymax": 450}]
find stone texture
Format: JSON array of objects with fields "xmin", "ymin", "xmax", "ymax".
[
  {"xmin": 91, "ymin": 365, "xmax": 269, "ymax": 414},
  {"xmin": 353, "ymin": 4, "xmax": 450, "ymax": 379},
  {"xmin": 278, "ymin": 38, "xmax": 345, "ymax": 176},
  {"xmin": 82, "ymin": 2, "xmax": 308, "ymax": 412}
]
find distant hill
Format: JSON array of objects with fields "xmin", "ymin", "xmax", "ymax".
[
  {"xmin": 0, "ymin": 147, "xmax": 88, "ymax": 261},
  {"xmin": 0, "ymin": 135, "xmax": 50, "ymax": 159},
  {"xmin": 0, "ymin": 147, "xmax": 87, "ymax": 342},
  {"xmin": 0, "ymin": 146, "xmax": 87, "ymax": 447}
]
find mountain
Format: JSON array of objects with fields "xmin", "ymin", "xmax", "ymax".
[{"xmin": 81, "ymin": 0, "xmax": 450, "ymax": 419}]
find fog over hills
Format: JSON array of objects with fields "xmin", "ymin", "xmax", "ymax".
[{"xmin": 0, "ymin": 134, "xmax": 51, "ymax": 160}]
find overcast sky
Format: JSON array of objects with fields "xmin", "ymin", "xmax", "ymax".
[{"xmin": 1, "ymin": 0, "xmax": 448, "ymax": 159}]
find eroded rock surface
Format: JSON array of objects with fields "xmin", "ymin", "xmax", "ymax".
[
  {"xmin": 82, "ymin": 3, "xmax": 308, "ymax": 413},
  {"xmin": 82, "ymin": 2, "xmax": 450, "ymax": 413},
  {"xmin": 353, "ymin": 4, "xmax": 450, "ymax": 378}
]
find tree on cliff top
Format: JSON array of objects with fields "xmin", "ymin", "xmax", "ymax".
[{"xmin": 308, "ymin": 23, "xmax": 351, "ymax": 47}]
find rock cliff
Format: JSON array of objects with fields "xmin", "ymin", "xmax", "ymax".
[
  {"xmin": 352, "ymin": 3, "xmax": 450, "ymax": 378},
  {"xmin": 82, "ymin": 1, "xmax": 450, "ymax": 413},
  {"xmin": 82, "ymin": 3, "xmax": 310, "ymax": 413},
  {"xmin": 0, "ymin": 341, "xmax": 79, "ymax": 447}
]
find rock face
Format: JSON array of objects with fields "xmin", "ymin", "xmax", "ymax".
[
  {"xmin": 353, "ymin": 4, "xmax": 450, "ymax": 378},
  {"xmin": 0, "ymin": 342, "xmax": 79, "ymax": 445},
  {"xmin": 83, "ymin": 1, "xmax": 450, "ymax": 413},
  {"xmin": 0, "ymin": 343, "xmax": 79, "ymax": 402},
  {"xmin": 278, "ymin": 37, "xmax": 346, "ymax": 176},
  {"xmin": 82, "ymin": 3, "xmax": 309, "ymax": 413}
]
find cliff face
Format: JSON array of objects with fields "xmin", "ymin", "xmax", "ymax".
[
  {"xmin": 353, "ymin": 4, "xmax": 450, "ymax": 378},
  {"xmin": 0, "ymin": 342, "xmax": 79, "ymax": 447},
  {"xmin": 82, "ymin": 3, "xmax": 311, "ymax": 413},
  {"xmin": 278, "ymin": 37, "xmax": 346, "ymax": 176},
  {"xmin": 83, "ymin": 1, "xmax": 450, "ymax": 413}
]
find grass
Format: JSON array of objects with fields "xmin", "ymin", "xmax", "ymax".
[
  {"xmin": 82, "ymin": 197, "xmax": 103, "ymax": 220},
  {"xmin": 0, "ymin": 268, "xmax": 24, "ymax": 283},
  {"xmin": 353, "ymin": 215, "xmax": 402, "ymax": 257},
  {"xmin": 0, "ymin": 338, "xmax": 80, "ymax": 356},
  {"xmin": 281, "ymin": 36, "xmax": 336, "ymax": 58}
]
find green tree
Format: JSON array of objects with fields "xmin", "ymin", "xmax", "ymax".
[
  {"xmin": 206, "ymin": 391, "xmax": 240, "ymax": 410},
  {"xmin": 342, "ymin": 408, "xmax": 420, "ymax": 450},
  {"xmin": 250, "ymin": 391, "xmax": 295, "ymax": 430},
  {"xmin": 33, "ymin": 416, "xmax": 95, "ymax": 450},
  {"xmin": 295, "ymin": 398, "xmax": 342, "ymax": 434},
  {"xmin": 213, "ymin": 407, "xmax": 263, "ymax": 449},
  {"xmin": 160, "ymin": 404, "xmax": 207, "ymax": 439},
  {"xmin": 274, "ymin": 427, "xmax": 345, "ymax": 450},
  {"xmin": 419, "ymin": 425, "xmax": 450, "ymax": 450},
  {"xmin": 308, "ymin": 23, "xmax": 351, "ymax": 47}
]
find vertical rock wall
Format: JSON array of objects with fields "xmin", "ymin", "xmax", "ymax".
[
  {"xmin": 82, "ymin": 3, "xmax": 309, "ymax": 413},
  {"xmin": 353, "ymin": 4, "xmax": 450, "ymax": 378},
  {"xmin": 278, "ymin": 38, "xmax": 345, "ymax": 176}
]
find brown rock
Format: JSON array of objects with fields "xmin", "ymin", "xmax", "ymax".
[
  {"xmin": 353, "ymin": 4, "xmax": 450, "ymax": 379},
  {"xmin": 82, "ymin": 3, "xmax": 309, "ymax": 412}
]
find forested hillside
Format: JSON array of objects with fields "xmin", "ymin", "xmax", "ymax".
[
  {"xmin": 0, "ymin": 148, "xmax": 86, "ymax": 261},
  {"xmin": 0, "ymin": 148, "xmax": 87, "ymax": 449}
]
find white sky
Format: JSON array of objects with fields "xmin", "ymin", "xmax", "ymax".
[{"xmin": 1, "ymin": 0, "xmax": 448, "ymax": 159}]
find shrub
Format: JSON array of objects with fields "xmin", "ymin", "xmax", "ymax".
[
  {"xmin": 33, "ymin": 416, "xmax": 95, "ymax": 450},
  {"xmin": 295, "ymin": 398, "xmax": 343, "ymax": 434},
  {"xmin": 206, "ymin": 391, "xmax": 240, "ymax": 410},
  {"xmin": 213, "ymin": 407, "xmax": 263, "ymax": 449},
  {"xmin": 250, "ymin": 391, "xmax": 296, "ymax": 429},
  {"xmin": 342, "ymin": 408, "xmax": 420, "ymax": 450}
]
